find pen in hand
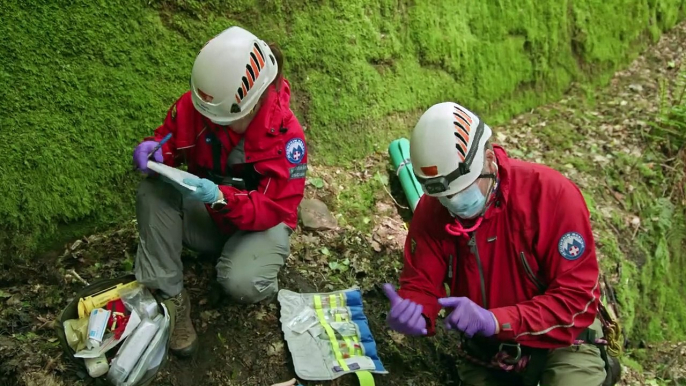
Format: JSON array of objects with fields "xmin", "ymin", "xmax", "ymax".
[{"xmin": 148, "ymin": 133, "xmax": 173, "ymax": 161}]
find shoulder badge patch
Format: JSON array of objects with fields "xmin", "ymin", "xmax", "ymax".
[
  {"xmin": 285, "ymin": 138, "xmax": 306, "ymax": 164},
  {"xmin": 557, "ymin": 232, "xmax": 586, "ymax": 260},
  {"xmin": 410, "ymin": 238, "xmax": 417, "ymax": 254}
]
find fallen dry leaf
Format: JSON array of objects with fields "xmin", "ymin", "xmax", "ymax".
[
  {"xmin": 267, "ymin": 341, "xmax": 284, "ymax": 357},
  {"xmin": 388, "ymin": 330, "xmax": 406, "ymax": 345}
]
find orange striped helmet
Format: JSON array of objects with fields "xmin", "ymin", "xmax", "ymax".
[
  {"xmin": 190, "ymin": 26, "xmax": 278, "ymax": 124},
  {"xmin": 410, "ymin": 102, "xmax": 492, "ymax": 197}
]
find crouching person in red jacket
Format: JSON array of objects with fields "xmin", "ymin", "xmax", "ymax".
[
  {"xmin": 383, "ymin": 102, "xmax": 614, "ymax": 386},
  {"xmin": 131, "ymin": 26, "xmax": 307, "ymax": 357}
]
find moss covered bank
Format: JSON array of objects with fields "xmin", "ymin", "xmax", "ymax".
[{"xmin": 0, "ymin": 0, "xmax": 684, "ymax": 258}]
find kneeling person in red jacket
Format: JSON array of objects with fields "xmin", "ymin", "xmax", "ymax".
[
  {"xmin": 383, "ymin": 102, "xmax": 609, "ymax": 385},
  {"xmin": 131, "ymin": 26, "xmax": 307, "ymax": 357}
]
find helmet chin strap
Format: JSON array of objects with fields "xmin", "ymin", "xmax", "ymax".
[{"xmin": 444, "ymin": 161, "xmax": 499, "ymax": 238}]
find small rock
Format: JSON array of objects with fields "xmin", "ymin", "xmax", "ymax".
[
  {"xmin": 628, "ymin": 84, "xmax": 643, "ymax": 92},
  {"xmin": 299, "ymin": 199, "xmax": 338, "ymax": 230}
]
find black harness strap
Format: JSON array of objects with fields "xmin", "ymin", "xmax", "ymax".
[{"xmin": 201, "ymin": 127, "xmax": 270, "ymax": 192}]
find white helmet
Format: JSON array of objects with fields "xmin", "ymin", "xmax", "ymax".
[
  {"xmin": 410, "ymin": 102, "xmax": 492, "ymax": 197},
  {"xmin": 190, "ymin": 26, "xmax": 278, "ymax": 124}
]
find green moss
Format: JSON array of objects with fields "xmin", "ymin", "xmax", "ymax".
[
  {"xmin": 0, "ymin": 1, "xmax": 198, "ymax": 257},
  {"xmin": 1, "ymin": 0, "xmax": 685, "ymax": 258},
  {"xmin": 573, "ymin": 172, "xmax": 684, "ymax": 346},
  {"xmin": 523, "ymin": 64, "xmax": 686, "ymax": 346},
  {"xmin": 621, "ymin": 355, "xmax": 644, "ymax": 372},
  {"xmin": 634, "ymin": 198, "xmax": 686, "ymax": 341},
  {"xmin": 585, "ymin": 191, "xmax": 639, "ymax": 336},
  {"xmin": 328, "ymin": 162, "xmax": 389, "ymax": 233}
]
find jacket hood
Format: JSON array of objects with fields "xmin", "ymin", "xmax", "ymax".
[{"xmin": 484, "ymin": 144, "xmax": 511, "ymax": 220}]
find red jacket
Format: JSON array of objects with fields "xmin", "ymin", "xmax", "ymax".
[
  {"xmin": 397, "ymin": 145, "xmax": 600, "ymax": 349},
  {"xmin": 143, "ymin": 79, "xmax": 306, "ymax": 234}
]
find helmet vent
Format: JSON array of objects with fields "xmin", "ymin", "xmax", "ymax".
[
  {"xmin": 452, "ymin": 104, "xmax": 473, "ymax": 162},
  {"xmin": 234, "ymin": 42, "xmax": 267, "ymax": 105},
  {"xmin": 454, "ymin": 132, "xmax": 467, "ymax": 159}
]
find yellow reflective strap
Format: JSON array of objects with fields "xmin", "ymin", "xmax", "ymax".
[
  {"xmin": 334, "ymin": 293, "xmax": 364, "ymax": 355},
  {"xmin": 330, "ymin": 294, "xmax": 356, "ymax": 357},
  {"xmin": 330, "ymin": 294, "xmax": 342, "ymax": 322},
  {"xmin": 314, "ymin": 295, "xmax": 349, "ymax": 371},
  {"xmin": 351, "ymin": 336, "xmax": 363, "ymax": 356},
  {"xmin": 339, "ymin": 293, "xmax": 364, "ymax": 356},
  {"xmin": 356, "ymin": 370, "xmax": 375, "ymax": 386}
]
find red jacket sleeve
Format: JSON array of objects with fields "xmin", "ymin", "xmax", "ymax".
[
  {"xmin": 490, "ymin": 179, "xmax": 600, "ymax": 349},
  {"xmin": 143, "ymin": 98, "xmax": 183, "ymax": 167},
  {"xmin": 213, "ymin": 133, "xmax": 307, "ymax": 232},
  {"xmin": 397, "ymin": 197, "xmax": 448, "ymax": 336}
]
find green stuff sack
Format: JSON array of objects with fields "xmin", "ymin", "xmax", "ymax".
[
  {"xmin": 54, "ymin": 274, "xmax": 176, "ymax": 386},
  {"xmin": 388, "ymin": 138, "xmax": 423, "ymax": 212}
]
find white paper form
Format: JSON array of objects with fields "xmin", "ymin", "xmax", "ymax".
[{"xmin": 146, "ymin": 161, "xmax": 198, "ymax": 191}]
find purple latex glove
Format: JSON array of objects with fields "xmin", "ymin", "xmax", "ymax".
[
  {"xmin": 382, "ymin": 283, "xmax": 428, "ymax": 336},
  {"xmin": 438, "ymin": 297, "xmax": 497, "ymax": 338},
  {"xmin": 133, "ymin": 140, "xmax": 163, "ymax": 174}
]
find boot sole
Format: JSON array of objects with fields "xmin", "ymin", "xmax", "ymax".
[{"xmin": 170, "ymin": 337, "xmax": 199, "ymax": 358}]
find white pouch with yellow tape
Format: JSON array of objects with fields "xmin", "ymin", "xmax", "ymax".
[{"xmin": 278, "ymin": 287, "xmax": 387, "ymax": 385}]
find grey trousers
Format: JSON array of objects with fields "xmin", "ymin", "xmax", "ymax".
[{"xmin": 133, "ymin": 178, "xmax": 292, "ymax": 303}]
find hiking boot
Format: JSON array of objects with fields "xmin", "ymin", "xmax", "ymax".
[{"xmin": 169, "ymin": 289, "xmax": 198, "ymax": 357}]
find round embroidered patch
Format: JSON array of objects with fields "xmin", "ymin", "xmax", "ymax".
[
  {"xmin": 285, "ymin": 138, "xmax": 306, "ymax": 164},
  {"xmin": 557, "ymin": 232, "xmax": 586, "ymax": 260}
]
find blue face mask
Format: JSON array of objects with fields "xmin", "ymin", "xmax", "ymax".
[{"xmin": 439, "ymin": 183, "xmax": 486, "ymax": 219}]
